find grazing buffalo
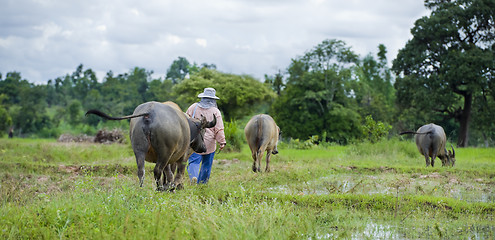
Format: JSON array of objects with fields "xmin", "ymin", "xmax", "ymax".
[
  {"xmin": 86, "ymin": 101, "xmax": 216, "ymax": 190},
  {"xmin": 244, "ymin": 114, "xmax": 280, "ymax": 172},
  {"xmin": 400, "ymin": 123, "xmax": 456, "ymax": 167}
]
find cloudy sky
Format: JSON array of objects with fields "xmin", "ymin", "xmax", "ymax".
[{"xmin": 0, "ymin": 0, "xmax": 429, "ymax": 84}]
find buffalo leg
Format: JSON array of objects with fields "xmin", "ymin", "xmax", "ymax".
[
  {"xmin": 431, "ymin": 148, "xmax": 439, "ymax": 167},
  {"xmin": 265, "ymin": 150, "xmax": 272, "ymax": 172},
  {"xmin": 164, "ymin": 164, "xmax": 174, "ymax": 191},
  {"xmin": 153, "ymin": 162, "xmax": 164, "ymax": 191},
  {"xmin": 255, "ymin": 150, "xmax": 264, "ymax": 172},
  {"xmin": 430, "ymin": 155, "xmax": 436, "ymax": 167},
  {"xmin": 251, "ymin": 151, "xmax": 258, "ymax": 172},
  {"xmin": 423, "ymin": 154, "xmax": 430, "ymax": 167},
  {"xmin": 154, "ymin": 145, "xmax": 174, "ymax": 191},
  {"xmin": 252, "ymin": 150, "xmax": 261, "ymax": 172},
  {"xmin": 173, "ymin": 159, "xmax": 186, "ymax": 190},
  {"xmin": 134, "ymin": 151, "xmax": 146, "ymax": 187},
  {"xmin": 421, "ymin": 147, "xmax": 430, "ymax": 167}
]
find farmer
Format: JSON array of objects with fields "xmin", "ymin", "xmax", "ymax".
[{"xmin": 186, "ymin": 87, "xmax": 226, "ymax": 184}]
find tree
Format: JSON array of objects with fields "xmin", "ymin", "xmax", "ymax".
[
  {"xmin": 166, "ymin": 56, "xmax": 190, "ymax": 84},
  {"xmin": 146, "ymin": 78, "xmax": 174, "ymax": 102},
  {"xmin": 271, "ymin": 39, "xmax": 363, "ymax": 143},
  {"xmin": 264, "ymin": 70, "xmax": 285, "ymax": 95},
  {"xmin": 392, "ymin": 0, "xmax": 495, "ymax": 147},
  {"xmin": 172, "ymin": 68, "xmax": 276, "ymax": 120},
  {"xmin": 0, "ymin": 104, "xmax": 12, "ymax": 137},
  {"xmin": 0, "ymin": 72, "xmax": 31, "ymax": 106},
  {"xmin": 67, "ymin": 99, "xmax": 83, "ymax": 125},
  {"xmin": 471, "ymin": 90, "xmax": 495, "ymax": 146},
  {"xmin": 353, "ymin": 44, "xmax": 395, "ymax": 124},
  {"xmin": 13, "ymin": 85, "xmax": 50, "ymax": 134}
]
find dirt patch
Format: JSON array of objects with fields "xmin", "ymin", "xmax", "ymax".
[
  {"xmin": 216, "ymin": 158, "xmax": 240, "ymax": 166},
  {"xmin": 94, "ymin": 129, "xmax": 125, "ymax": 144},
  {"xmin": 448, "ymin": 177, "xmax": 459, "ymax": 184},
  {"xmin": 58, "ymin": 134, "xmax": 94, "ymax": 143},
  {"xmin": 57, "ymin": 129, "xmax": 125, "ymax": 144},
  {"xmin": 58, "ymin": 165, "xmax": 81, "ymax": 174},
  {"xmin": 338, "ymin": 165, "xmax": 357, "ymax": 171},
  {"xmin": 37, "ymin": 176, "xmax": 50, "ymax": 183},
  {"xmin": 419, "ymin": 172, "xmax": 442, "ymax": 179}
]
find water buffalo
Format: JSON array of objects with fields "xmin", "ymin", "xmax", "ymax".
[
  {"xmin": 86, "ymin": 101, "xmax": 216, "ymax": 190},
  {"xmin": 244, "ymin": 114, "xmax": 280, "ymax": 172},
  {"xmin": 400, "ymin": 123, "xmax": 455, "ymax": 167}
]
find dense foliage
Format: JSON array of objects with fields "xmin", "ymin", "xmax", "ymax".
[{"xmin": 270, "ymin": 40, "xmax": 395, "ymax": 144}]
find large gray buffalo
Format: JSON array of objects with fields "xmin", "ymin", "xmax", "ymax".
[
  {"xmin": 244, "ymin": 114, "xmax": 280, "ymax": 172},
  {"xmin": 400, "ymin": 123, "xmax": 455, "ymax": 167},
  {"xmin": 86, "ymin": 101, "xmax": 216, "ymax": 190}
]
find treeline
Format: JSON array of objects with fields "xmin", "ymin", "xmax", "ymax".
[
  {"xmin": 0, "ymin": 40, "xmax": 493, "ymax": 147},
  {"xmin": 0, "ymin": 62, "xmax": 274, "ymax": 138},
  {"xmin": 0, "ymin": 39, "xmax": 391, "ymax": 143},
  {"xmin": 1, "ymin": 1, "xmax": 494, "ymax": 147}
]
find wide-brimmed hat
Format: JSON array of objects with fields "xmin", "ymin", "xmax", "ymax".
[{"xmin": 197, "ymin": 87, "xmax": 220, "ymax": 99}]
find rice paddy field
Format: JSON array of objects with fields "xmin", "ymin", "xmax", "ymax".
[{"xmin": 0, "ymin": 138, "xmax": 494, "ymax": 239}]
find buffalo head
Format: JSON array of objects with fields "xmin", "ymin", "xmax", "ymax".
[
  {"xmin": 189, "ymin": 114, "xmax": 217, "ymax": 153},
  {"xmin": 448, "ymin": 145, "xmax": 456, "ymax": 166}
]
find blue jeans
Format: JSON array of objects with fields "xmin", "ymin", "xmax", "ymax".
[{"xmin": 187, "ymin": 152, "xmax": 215, "ymax": 184}]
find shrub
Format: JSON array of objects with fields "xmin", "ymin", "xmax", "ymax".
[
  {"xmin": 283, "ymin": 136, "xmax": 318, "ymax": 150},
  {"xmin": 223, "ymin": 120, "xmax": 245, "ymax": 152},
  {"xmin": 362, "ymin": 115, "xmax": 392, "ymax": 143},
  {"xmin": 0, "ymin": 106, "xmax": 12, "ymax": 137}
]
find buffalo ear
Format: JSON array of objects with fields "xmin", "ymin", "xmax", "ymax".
[{"xmin": 204, "ymin": 114, "xmax": 217, "ymax": 128}]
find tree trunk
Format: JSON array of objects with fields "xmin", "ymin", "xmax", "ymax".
[{"xmin": 457, "ymin": 93, "xmax": 472, "ymax": 147}]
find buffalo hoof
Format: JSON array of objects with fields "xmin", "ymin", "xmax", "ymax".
[{"xmin": 272, "ymin": 150, "xmax": 278, "ymax": 155}]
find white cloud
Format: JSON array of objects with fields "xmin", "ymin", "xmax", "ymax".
[
  {"xmin": 195, "ymin": 38, "xmax": 207, "ymax": 47},
  {"xmin": 167, "ymin": 35, "xmax": 182, "ymax": 45},
  {"xmin": 0, "ymin": 0, "xmax": 430, "ymax": 83}
]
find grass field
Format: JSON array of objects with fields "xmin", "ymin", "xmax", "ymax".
[{"xmin": 0, "ymin": 138, "xmax": 494, "ymax": 239}]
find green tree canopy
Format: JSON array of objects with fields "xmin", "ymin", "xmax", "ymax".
[
  {"xmin": 353, "ymin": 44, "xmax": 395, "ymax": 124},
  {"xmin": 264, "ymin": 70, "xmax": 285, "ymax": 95},
  {"xmin": 172, "ymin": 68, "xmax": 276, "ymax": 120},
  {"xmin": 166, "ymin": 56, "xmax": 190, "ymax": 84},
  {"xmin": 271, "ymin": 39, "xmax": 363, "ymax": 143},
  {"xmin": 392, "ymin": 0, "xmax": 495, "ymax": 147},
  {"xmin": 0, "ymin": 72, "xmax": 31, "ymax": 106}
]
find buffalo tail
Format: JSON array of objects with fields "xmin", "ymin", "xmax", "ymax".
[{"xmin": 85, "ymin": 109, "xmax": 149, "ymax": 120}]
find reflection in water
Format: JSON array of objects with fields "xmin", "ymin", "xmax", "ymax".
[
  {"xmin": 267, "ymin": 174, "xmax": 494, "ymax": 203},
  {"xmin": 308, "ymin": 223, "xmax": 495, "ymax": 240},
  {"xmin": 353, "ymin": 222, "xmax": 400, "ymax": 239}
]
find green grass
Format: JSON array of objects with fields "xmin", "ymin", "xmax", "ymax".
[{"xmin": 0, "ymin": 138, "xmax": 494, "ymax": 239}]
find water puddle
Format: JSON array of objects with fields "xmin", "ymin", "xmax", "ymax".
[
  {"xmin": 267, "ymin": 174, "xmax": 494, "ymax": 203},
  {"xmin": 308, "ymin": 223, "xmax": 495, "ymax": 240},
  {"xmin": 353, "ymin": 222, "xmax": 401, "ymax": 239}
]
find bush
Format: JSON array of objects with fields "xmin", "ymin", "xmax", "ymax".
[
  {"xmin": 362, "ymin": 115, "xmax": 392, "ymax": 143},
  {"xmin": 37, "ymin": 127, "xmax": 61, "ymax": 138},
  {"xmin": 223, "ymin": 120, "xmax": 245, "ymax": 152},
  {"xmin": 0, "ymin": 106, "xmax": 12, "ymax": 137},
  {"xmin": 281, "ymin": 136, "xmax": 318, "ymax": 150}
]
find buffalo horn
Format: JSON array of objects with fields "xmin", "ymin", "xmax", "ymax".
[{"xmin": 205, "ymin": 114, "xmax": 217, "ymax": 128}]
